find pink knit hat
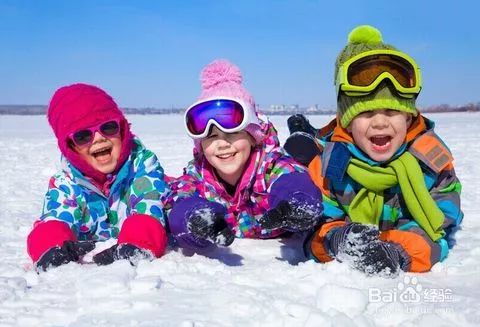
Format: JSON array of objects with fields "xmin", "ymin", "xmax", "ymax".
[
  {"xmin": 192, "ymin": 59, "xmax": 264, "ymax": 152},
  {"xmin": 47, "ymin": 83, "xmax": 133, "ymax": 185}
]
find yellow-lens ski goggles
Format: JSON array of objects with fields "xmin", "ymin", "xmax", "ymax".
[{"xmin": 336, "ymin": 49, "xmax": 422, "ymax": 98}]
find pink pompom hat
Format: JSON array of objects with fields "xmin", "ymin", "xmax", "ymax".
[
  {"xmin": 190, "ymin": 59, "xmax": 265, "ymax": 152},
  {"xmin": 47, "ymin": 83, "xmax": 133, "ymax": 185}
]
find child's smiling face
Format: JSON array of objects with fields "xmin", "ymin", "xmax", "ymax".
[
  {"xmin": 201, "ymin": 126, "xmax": 255, "ymax": 186},
  {"xmin": 73, "ymin": 132, "xmax": 122, "ymax": 174},
  {"xmin": 348, "ymin": 109, "xmax": 412, "ymax": 162}
]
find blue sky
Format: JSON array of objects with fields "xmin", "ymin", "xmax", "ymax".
[{"xmin": 0, "ymin": 0, "xmax": 478, "ymax": 109}]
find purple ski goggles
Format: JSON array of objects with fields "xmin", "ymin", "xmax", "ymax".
[{"xmin": 184, "ymin": 97, "xmax": 259, "ymax": 139}]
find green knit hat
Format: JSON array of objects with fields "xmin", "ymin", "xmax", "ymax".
[{"xmin": 335, "ymin": 25, "xmax": 418, "ymax": 128}]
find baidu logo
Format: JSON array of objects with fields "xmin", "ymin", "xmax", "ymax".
[
  {"xmin": 369, "ymin": 276, "xmax": 453, "ymax": 303},
  {"xmin": 397, "ymin": 276, "xmax": 422, "ymax": 303}
]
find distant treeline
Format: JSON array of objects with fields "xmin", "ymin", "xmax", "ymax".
[
  {"xmin": 1, "ymin": 103, "xmax": 479, "ymax": 115},
  {"xmin": 422, "ymin": 103, "xmax": 480, "ymax": 113},
  {"xmin": 0, "ymin": 105, "xmax": 185, "ymax": 115}
]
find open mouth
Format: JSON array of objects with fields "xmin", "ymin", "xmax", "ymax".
[
  {"xmin": 90, "ymin": 146, "xmax": 113, "ymax": 162},
  {"xmin": 370, "ymin": 135, "xmax": 392, "ymax": 152}
]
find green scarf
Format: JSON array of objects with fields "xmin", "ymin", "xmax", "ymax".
[{"xmin": 346, "ymin": 151, "xmax": 445, "ymax": 241}]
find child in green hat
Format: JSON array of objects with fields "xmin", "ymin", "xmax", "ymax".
[{"xmin": 273, "ymin": 25, "xmax": 463, "ymax": 276}]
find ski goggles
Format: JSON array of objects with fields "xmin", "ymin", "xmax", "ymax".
[
  {"xmin": 68, "ymin": 119, "xmax": 121, "ymax": 147},
  {"xmin": 184, "ymin": 97, "xmax": 260, "ymax": 139},
  {"xmin": 336, "ymin": 49, "xmax": 422, "ymax": 98}
]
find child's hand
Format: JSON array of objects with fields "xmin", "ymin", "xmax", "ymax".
[
  {"xmin": 287, "ymin": 114, "xmax": 318, "ymax": 137},
  {"xmin": 259, "ymin": 199, "xmax": 322, "ymax": 232},
  {"xmin": 92, "ymin": 243, "xmax": 153, "ymax": 266},
  {"xmin": 169, "ymin": 197, "xmax": 234, "ymax": 249},
  {"xmin": 36, "ymin": 240, "xmax": 95, "ymax": 272},
  {"xmin": 283, "ymin": 132, "xmax": 321, "ymax": 166},
  {"xmin": 188, "ymin": 210, "xmax": 235, "ymax": 246},
  {"xmin": 327, "ymin": 222, "xmax": 379, "ymax": 257},
  {"xmin": 352, "ymin": 241, "xmax": 403, "ymax": 277},
  {"xmin": 327, "ymin": 223, "xmax": 405, "ymax": 276}
]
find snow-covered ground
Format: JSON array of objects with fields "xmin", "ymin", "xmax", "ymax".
[{"xmin": 0, "ymin": 113, "xmax": 479, "ymax": 327}]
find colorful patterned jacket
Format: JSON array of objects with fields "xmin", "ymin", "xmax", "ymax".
[
  {"xmin": 27, "ymin": 138, "xmax": 170, "ymax": 261},
  {"xmin": 305, "ymin": 116, "xmax": 463, "ymax": 272},
  {"xmin": 166, "ymin": 117, "xmax": 320, "ymax": 244}
]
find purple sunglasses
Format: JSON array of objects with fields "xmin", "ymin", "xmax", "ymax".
[{"xmin": 68, "ymin": 119, "xmax": 121, "ymax": 147}]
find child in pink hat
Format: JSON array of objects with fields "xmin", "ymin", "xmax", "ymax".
[
  {"xmin": 167, "ymin": 59, "xmax": 324, "ymax": 249},
  {"xmin": 27, "ymin": 83, "xmax": 170, "ymax": 271}
]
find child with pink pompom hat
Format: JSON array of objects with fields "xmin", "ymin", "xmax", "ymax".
[{"xmin": 166, "ymin": 59, "xmax": 324, "ymax": 250}]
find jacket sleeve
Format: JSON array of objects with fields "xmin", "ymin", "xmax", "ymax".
[
  {"xmin": 38, "ymin": 174, "xmax": 83, "ymax": 232},
  {"xmin": 380, "ymin": 164, "xmax": 463, "ymax": 272},
  {"xmin": 168, "ymin": 196, "xmax": 226, "ymax": 249},
  {"xmin": 128, "ymin": 149, "xmax": 170, "ymax": 226},
  {"xmin": 163, "ymin": 161, "xmax": 206, "ymax": 214},
  {"xmin": 256, "ymin": 153, "xmax": 308, "ymax": 237},
  {"xmin": 119, "ymin": 149, "xmax": 170, "ymax": 257},
  {"xmin": 306, "ymin": 155, "xmax": 346, "ymax": 222},
  {"xmin": 264, "ymin": 152, "xmax": 306, "ymax": 192},
  {"xmin": 429, "ymin": 165, "xmax": 463, "ymax": 239},
  {"xmin": 304, "ymin": 155, "xmax": 348, "ymax": 262},
  {"xmin": 27, "ymin": 174, "xmax": 81, "ymax": 262}
]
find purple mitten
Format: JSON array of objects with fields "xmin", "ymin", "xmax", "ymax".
[
  {"xmin": 261, "ymin": 172, "xmax": 323, "ymax": 232},
  {"xmin": 169, "ymin": 197, "xmax": 233, "ymax": 249}
]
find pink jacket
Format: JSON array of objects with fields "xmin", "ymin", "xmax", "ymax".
[{"xmin": 167, "ymin": 117, "xmax": 307, "ymax": 239}]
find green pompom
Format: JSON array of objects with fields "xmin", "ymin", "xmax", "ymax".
[{"xmin": 348, "ymin": 25, "xmax": 383, "ymax": 44}]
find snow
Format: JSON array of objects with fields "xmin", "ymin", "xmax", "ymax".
[{"xmin": 0, "ymin": 113, "xmax": 479, "ymax": 326}]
